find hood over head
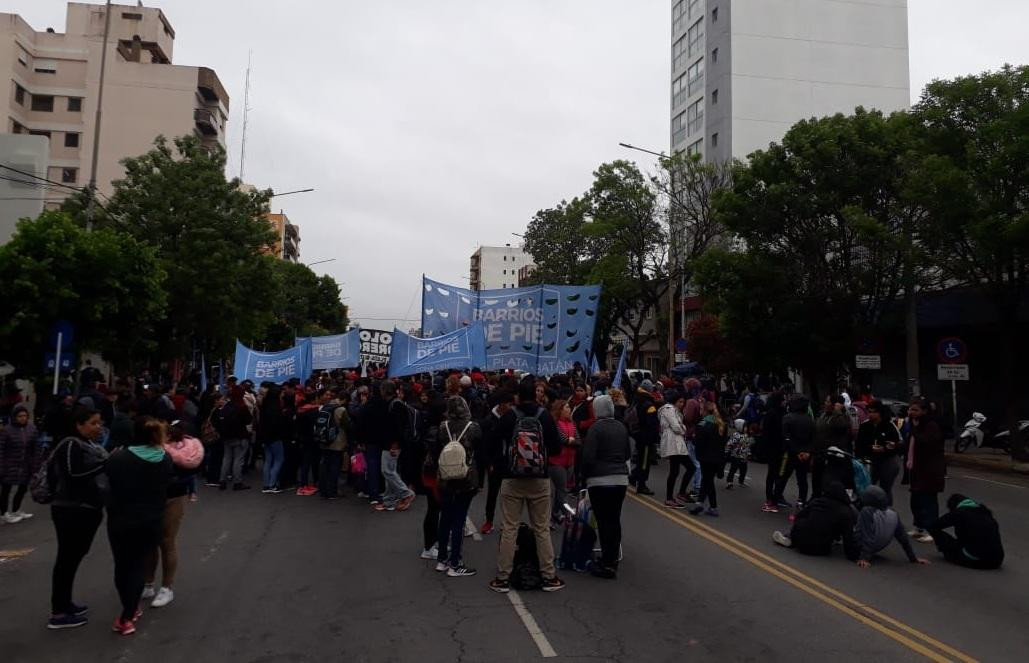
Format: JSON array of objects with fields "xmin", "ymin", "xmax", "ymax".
[
  {"xmin": 593, "ymin": 394, "xmax": 614, "ymax": 419},
  {"xmin": 788, "ymin": 396, "xmax": 810, "ymax": 414},
  {"xmin": 860, "ymin": 485, "xmax": 889, "ymax": 510},
  {"xmin": 825, "ymin": 481, "xmax": 850, "ymax": 505},
  {"xmin": 446, "ymin": 396, "xmax": 471, "ymax": 423}
]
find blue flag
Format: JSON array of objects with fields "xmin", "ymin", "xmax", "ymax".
[
  {"xmin": 590, "ymin": 352, "xmax": 600, "ymax": 376},
  {"xmin": 233, "ymin": 340, "xmax": 311, "ymax": 385},
  {"xmin": 297, "ymin": 329, "xmax": 362, "ymax": 371},
  {"xmin": 200, "ymin": 353, "xmax": 208, "ymax": 392},
  {"xmin": 388, "ymin": 322, "xmax": 488, "ymax": 378},
  {"xmin": 420, "ymin": 276, "xmax": 601, "ymax": 375},
  {"xmin": 612, "ymin": 344, "xmax": 629, "ymax": 389}
]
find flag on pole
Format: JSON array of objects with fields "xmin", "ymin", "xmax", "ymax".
[
  {"xmin": 590, "ymin": 352, "xmax": 600, "ymax": 376},
  {"xmin": 611, "ymin": 344, "xmax": 629, "ymax": 389},
  {"xmin": 200, "ymin": 354, "xmax": 208, "ymax": 392}
]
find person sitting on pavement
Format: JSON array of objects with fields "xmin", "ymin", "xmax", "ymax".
[
  {"xmin": 927, "ymin": 493, "xmax": 1004, "ymax": 570},
  {"xmin": 850, "ymin": 485, "xmax": 930, "ymax": 568},
  {"xmin": 772, "ymin": 481, "xmax": 857, "ymax": 557}
]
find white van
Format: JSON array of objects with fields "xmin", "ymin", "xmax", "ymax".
[{"xmin": 625, "ymin": 369, "xmax": 653, "ymax": 386}]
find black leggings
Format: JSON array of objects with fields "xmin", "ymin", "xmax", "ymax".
[
  {"xmin": 774, "ymin": 452, "xmax": 809, "ymax": 503},
  {"xmin": 697, "ymin": 462, "xmax": 721, "ymax": 509},
  {"xmin": 588, "ymin": 485, "xmax": 626, "ymax": 568},
  {"xmin": 108, "ymin": 522, "xmax": 160, "ymax": 621},
  {"xmin": 1, "ymin": 482, "xmax": 28, "ymax": 513},
  {"xmin": 51, "ymin": 505, "xmax": 103, "ymax": 615},
  {"xmin": 424, "ymin": 490, "xmax": 441, "ymax": 550},
  {"xmin": 665, "ymin": 455, "xmax": 695, "ymax": 500}
]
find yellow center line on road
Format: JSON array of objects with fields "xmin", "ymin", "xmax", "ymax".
[{"xmin": 628, "ymin": 494, "xmax": 978, "ymax": 663}]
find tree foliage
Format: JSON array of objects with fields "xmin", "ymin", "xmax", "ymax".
[{"xmin": 0, "ymin": 211, "xmax": 166, "ymax": 373}]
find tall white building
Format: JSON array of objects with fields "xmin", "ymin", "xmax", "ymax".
[
  {"xmin": 670, "ymin": 0, "xmax": 910, "ymax": 162},
  {"xmin": 469, "ymin": 244, "xmax": 532, "ymax": 291}
]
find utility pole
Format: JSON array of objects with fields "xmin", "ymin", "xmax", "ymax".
[
  {"xmin": 84, "ymin": 0, "xmax": 112, "ymax": 231},
  {"xmin": 904, "ymin": 225, "xmax": 921, "ymax": 397},
  {"xmin": 239, "ymin": 50, "xmax": 252, "ymax": 181}
]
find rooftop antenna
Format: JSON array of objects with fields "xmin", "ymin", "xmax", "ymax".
[{"xmin": 239, "ymin": 50, "xmax": 252, "ymax": 181}]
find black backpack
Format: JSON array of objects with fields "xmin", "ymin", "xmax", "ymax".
[
  {"xmin": 510, "ymin": 523, "xmax": 543, "ymax": 591},
  {"xmin": 313, "ymin": 405, "xmax": 339, "ymax": 447},
  {"xmin": 391, "ymin": 399, "xmax": 421, "ymax": 447}
]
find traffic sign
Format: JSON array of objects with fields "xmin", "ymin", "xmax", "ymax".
[
  {"xmin": 48, "ymin": 320, "xmax": 75, "ymax": 349},
  {"xmin": 937, "ymin": 364, "xmax": 969, "ymax": 381},
  {"xmin": 936, "ymin": 337, "xmax": 967, "ymax": 364},
  {"xmin": 855, "ymin": 355, "xmax": 881, "ymax": 370},
  {"xmin": 675, "ymin": 338, "xmax": 688, "ymax": 352}
]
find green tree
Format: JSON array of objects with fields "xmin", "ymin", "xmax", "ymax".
[
  {"xmin": 910, "ymin": 65, "xmax": 1029, "ymax": 459},
  {"xmin": 260, "ymin": 258, "xmax": 349, "ymax": 349},
  {"xmin": 0, "ymin": 211, "xmax": 166, "ymax": 374},
  {"xmin": 709, "ymin": 108, "xmax": 925, "ymax": 393},
  {"xmin": 65, "ymin": 135, "xmax": 276, "ymax": 359},
  {"xmin": 522, "ymin": 197, "xmax": 594, "ymax": 285}
]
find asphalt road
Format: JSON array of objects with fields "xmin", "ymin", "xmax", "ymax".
[{"xmin": 1, "ymin": 460, "xmax": 1025, "ymax": 663}]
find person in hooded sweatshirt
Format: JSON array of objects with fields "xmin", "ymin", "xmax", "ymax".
[
  {"xmin": 848, "ymin": 486, "xmax": 929, "ymax": 568},
  {"xmin": 430, "ymin": 396, "xmax": 481, "ymax": 577},
  {"xmin": 772, "ymin": 481, "xmax": 857, "ymax": 557},
  {"xmin": 774, "ymin": 395, "xmax": 815, "ymax": 508},
  {"xmin": 0, "ymin": 404, "xmax": 41, "ymax": 523},
  {"xmin": 581, "ymin": 395, "xmax": 631, "ymax": 579},
  {"xmin": 927, "ymin": 494, "xmax": 1004, "ymax": 569}
]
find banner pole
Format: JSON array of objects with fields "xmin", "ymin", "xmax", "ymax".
[
  {"xmin": 420, "ymin": 274, "xmax": 426, "ymax": 337},
  {"xmin": 535, "ymin": 285, "xmax": 543, "ymax": 376}
]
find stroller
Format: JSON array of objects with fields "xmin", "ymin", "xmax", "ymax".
[{"xmin": 557, "ymin": 490, "xmax": 623, "ymax": 572}]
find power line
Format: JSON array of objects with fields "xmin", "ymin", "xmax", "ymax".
[{"xmin": 0, "ymin": 164, "xmax": 82, "ymax": 194}]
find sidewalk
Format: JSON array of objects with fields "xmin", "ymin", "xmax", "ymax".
[{"xmin": 945, "ymin": 443, "xmax": 1029, "ymax": 475}]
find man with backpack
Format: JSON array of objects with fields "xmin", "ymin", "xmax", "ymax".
[
  {"xmin": 318, "ymin": 392, "xmax": 352, "ymax": 500},
  {"xmin": 488, "ymin": 379, "xmax": 566, "ymax": 593}
]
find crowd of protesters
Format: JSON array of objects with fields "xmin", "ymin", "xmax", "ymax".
[{"xmin": 0, "ymin": 364, "xmax": 1005, "ymax": 636}]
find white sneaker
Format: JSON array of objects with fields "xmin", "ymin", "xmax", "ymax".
[
  {"xmin": 915, "ymin": 533, "xmax": 935, "ymax": 544},
  {"xmin": 772, "ymin": 531, "xmax": 792, "ymax": 547},
  {"xmin": 2, "ymin": 512, "xmax": 23, "ymax": 524},
  {"xmin": 151, "ymin": 586, "xmax": 174, "ymax": 608},
  {"xmin": 434, "ymin": 561, "xmax": 448, "ymax": 572},
  {"xmin": 906, "ymin": 528, "xmax": 922, "ymax": 537},
  {"xmin": 420, "ymin": 545, "xmax": 438, "ymax": 560},
  {"xmin": 141, "ymin": 584, "xmax": 156, "ymax": 600},
  {"xmin": 14, "ymin": 511, "xmax": 33, "ymax": 520}
]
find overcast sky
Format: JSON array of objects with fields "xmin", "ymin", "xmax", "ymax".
[{"xmin": 11, "ymin": 1, "xmax": 1029, "ymax": 331}]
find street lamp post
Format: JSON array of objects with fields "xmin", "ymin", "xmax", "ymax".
[{"xmin": 270, "ymin": 188, "xmax": 315, "ymax": 198}]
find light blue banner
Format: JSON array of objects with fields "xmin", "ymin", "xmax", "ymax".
[
  {"xmin": 233, "ymin": 340, "xmax": 311, "ymax": 385},
  {"xmin": 421, "ymin": 277, "xmax": 601, "ymax": 375},
  {"xmin": 388, "ymin": 321, "xmax": 488, "ymax": 378},
  {"xmin": 297, "ymin": 329, "xmax": 362, "ymax": 371},
  {"xmin": 612, "ymin": 344, "xmax": 628, "ymax": 389}
]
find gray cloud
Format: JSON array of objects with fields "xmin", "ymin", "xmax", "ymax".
[{"xmin": 12, "ymin": 0, "xmax": 1028, "ymax": 331}]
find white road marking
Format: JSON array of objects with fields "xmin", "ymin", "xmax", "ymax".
[
  {"xmin": 957, "ymin": 474, "xmax": 1026, "ymax": 489},
  {"xmin": 506, "ymin": 590, "xmax": 557, "ymax": 658},
  {"xmin": 200, "ymin": 530, "xmax": 229, "ymax": 562}
]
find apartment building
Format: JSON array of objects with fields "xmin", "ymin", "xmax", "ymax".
[
  {"xmin": 0, "ymin": 2, "xmax": 229, "ymax": 214},
  {"xmin": 266, "ymin": 211, "xmax": 300, "ymax": 263},
  {"xmin": 469, "ymin": 244, "xmax": 533, "ymax": 291},
  {"xmin": 670, "ymin": 0, "xmax": 910, "ymax": 162}
]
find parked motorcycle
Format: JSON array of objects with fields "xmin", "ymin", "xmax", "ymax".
[{"xmin": 955, "ymin": 413, "xmax": 1029, "ymax": 453}]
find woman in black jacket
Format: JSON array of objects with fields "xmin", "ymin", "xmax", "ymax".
[
  {"xmin": 760, "ymin": 392, "xmax": 786, "ymax": 513},
  {"xmin": 105, "ymin": 417, "xmax": 173, "ymax": 635},
  {"xmin": 581, "ymin": 395, "xmax": 631, "ymax": 579},
  {"xmin": 46, "ymin": 407, "xmax": 109, "ymax": 630}
]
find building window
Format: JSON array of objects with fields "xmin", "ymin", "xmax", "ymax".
[
  {"xmin": 712, "ymin": 89, "xmax": 719, "ymax": 104},
  {"xmin": 688, "ymin": 0, "xmax": 701, "ymax": 19},
  {"xmin": 121, "ymin": 12, "xmax": 143, "ymax": 20},
  {"xmin": 34, "ymin": 60, "xmax": 57, "ymax": 74},
  {"xmin": 61, "ymin": 168, "xmax": 78, "ymax": 184},
  {"xmin": 687, "ymin": 139, "xmax": 703, "ymax": 157},
  {"xmin": 687, "ymin": 98, "xmax": 704, "ymax": 136},
  {"xmin": 31, "ymin": 95, "xmax": 55, "ymax": 112},
  {"xmin": 65, "ymin": 132, "xmax": 80, "ymax": 148},
  {"xmin": 14, "ymin": 83, "xmax": 26, "ymax": 105},
  {"xmin": 711, "ymin": 132, "xmax": 719, "ymax": 147},
  {"xmin": 672, "ymin": 35, "xmax": 688, "ymax": 72},
  {"xmin": 672, "ymin": 73, "xmax": 688, "ymax": 108},
  {"xmin": 67, "ymin": 97, "xmax": 82, "ymax": 112},
  {"xmin": 503, "ymin": 255, "xmax": 507, "ymax": 261},
  {"xmin": 712, "ymin": 7, "xmax": 718, "ymax": 22},
  {"xmin": 672, "ymin": 0, "xmax": 688, "ymax": 33},
  {"xmin": 712, "ymin": 47, "xmax": 718, "ymax": 63},
  {"xmin": 688, "ymin": 18, "xmax": 704, "ymax": 57},
  {"xmin": 672, "ymin": 110, "xmax": 688, "ymax": 146},
  {"xmin": 687, "ymin": 58, "xmax": 704, "ymax": 97}
]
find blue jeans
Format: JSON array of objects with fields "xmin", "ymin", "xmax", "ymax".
[
  {"xmin": 687, "ymin": 442, "xmax": 702, "ymax": 492},
  {"xmin": 263, "ymin": 441, "xmax": 284, "ymax": 488},
  {"xmin": 364, "ymin": 445, "xmax": 382, "ymax": 501},
  {"xmin": 381, "ymin": 449, "xmax": 413, "ymax": 507},
  {"xmin": 437, "ymin": 491, "xmax": 473, "ymax": 567}
]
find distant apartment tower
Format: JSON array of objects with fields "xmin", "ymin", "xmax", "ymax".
[
  {"xmin": 266, "ymin": 211, "xmax": 300, "ymax": 263},
  {"xmin": 0, "ymin": 2, "xmax": 229, "ymax": 213},
  {"xmin": 469, "ymin": 244, "xmax": 532, "ymax": 291},
  {"xmin": 670, "ymin": 0, "xmax": 910, "ymax": 162}
]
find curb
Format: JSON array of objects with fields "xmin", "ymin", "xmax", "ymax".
[{"xmin": 945, "ymin": 452, "xmax": 1029, "ymax": 476}]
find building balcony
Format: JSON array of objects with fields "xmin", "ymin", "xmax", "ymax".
[
  {"xmin": 284, "ymin": 222, "xmax": 300, "ymax": 241},
  {"xmin": 197, "ymin": 67, "xmax": 230, "ymax": 111},
  {"xmin": 194, "ymin": 108, "xmax": 218, "ymax": 136}
]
